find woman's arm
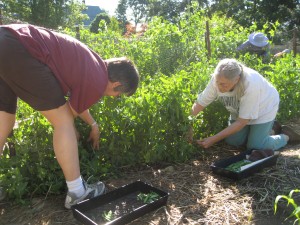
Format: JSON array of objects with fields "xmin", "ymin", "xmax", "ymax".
[
  {"xmin": 191, "ymin": 102, "xmax": 205, "ymax": 116},
  {"xmin": 198, "ymin": 118, "xmax": 249, "ymax": 148},
  {"xmin": 214, "ymin": 118, "xmax": 249, "ymax": 141},
  {"xmin": 186, "ymin": 102, "xmax": 205, "ymax": 143}
]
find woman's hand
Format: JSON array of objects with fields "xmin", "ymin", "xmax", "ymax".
[
  {"xmin": 196, "ymin": 118, "xmax": 249, "ymax": 148},
  {"xmin": 185, "ymin": 126, "xmax": 194, "ymax": 143},
  {"xmin": 196, "ymin": 136, "xmax": 218, "ymax": 148},
  {"xmin": 88, "ymin": 124, "xmax": 100, "ymax": 150}
]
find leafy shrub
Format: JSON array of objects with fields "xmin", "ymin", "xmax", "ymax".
[{"xmin": 1, "ymin": 8, "xmax": 299, "ymax": 201}]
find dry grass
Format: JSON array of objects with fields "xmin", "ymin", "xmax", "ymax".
[
  {"xmin": 128, "ymin": 144, "xmax": 300, "ymax": 225},
  {"xmin": 1, "ymin": 120, "xmax": 300, "ymax": 225}
]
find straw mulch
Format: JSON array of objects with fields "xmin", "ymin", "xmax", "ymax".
[
  {"xmin": 127, "ymin": 143, "xmax": 300, "ymax": 225},
  {"xmin": 0, "ymin": 120, "xmax": 300, "ymax": 225}
]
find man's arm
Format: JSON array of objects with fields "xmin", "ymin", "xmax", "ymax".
[
  {"xmin": 68, "ymin": 102, "xmax": 100, "ymax": 149},
  {"xmin": 78, "ymin": 109, "xmax": 97, "ymax": 127},
  {"xmin": 79, "ymin": 109, "xmax": 100, "ymax": 150},
  {"xmin": 67, "ymin": 102, "xmax": 97, "ymax": 127}
]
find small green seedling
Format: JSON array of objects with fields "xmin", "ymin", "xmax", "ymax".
[
  {"xmin": 137, "ymin": 191, "xmax": 160, "ymax": 203},
  {"xmin": 226, "ymin": 160, "xmax": 252, "ymax": 172},
  {"xmin": 102, "ymin": 210, "xmax": 114, "ymax": 221},
  {"xmin": 274, "ymin": 189, "xmax": 300, "ymax": 225}
]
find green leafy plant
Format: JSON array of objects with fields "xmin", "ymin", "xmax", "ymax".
[
  {"xmin": 1, "ymin": 7, "xmax": 299, "ymax": 203},
  {"xmin": 226, "ymin": 160, "xmax": 252, "ymax": 172},
  {"xmin": 137, "ymin": 191, "xmax": 160, "ymax": 204},
  {"xmin": 274, "ymin": 189, "xmax": 300, "ymax": 225},
  {"xmin": 102, "ymin": 210, "xmax": 114, "ymax": 221}
]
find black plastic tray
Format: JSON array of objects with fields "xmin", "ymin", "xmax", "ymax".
[
  {"xmin": 71, "ymin": 181, "xmax": 169, "ymax": 225},
  {"xmin": 210, "ymin": 149, "xmax": 279, "ymax": 180}
]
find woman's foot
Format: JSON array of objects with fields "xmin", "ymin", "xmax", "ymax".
[
  {"xmin": 272, "ymin": 120, "xmax": 282, "ymax": 135},
  {"xmin": 248, "ymin": 149, "xmax": 274, "ymax": 162},
  {"xmin": 282, "ymin": 125, "xmax": 300, "ymax": 143}
]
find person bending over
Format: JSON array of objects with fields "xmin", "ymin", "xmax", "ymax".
[
  {"xmin": 236, "ymin": 32, "xmax": 270, "ymax": 63},
  {"xmin": 0, "ymin": 24, "xmax": 139, "ymax": 208}
]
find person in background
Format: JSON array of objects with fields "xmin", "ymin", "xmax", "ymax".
[
  {"xmin": 273, "ymin": 48, "xmax": 291, "ymax": 58},
  {"xmin": 189, "ymin": 58, "xmax": 300, "ymax": 151},
  {"xmin": 237, "ymin": 32, "xmax": 271, "ymax": 63},
  {"xmin": 271, "ymin": 48, "xmax": 292, "ymax": 63},
  {"xmin": 0, "ymin": 24, "xmax": 139, "ymax": 209}
]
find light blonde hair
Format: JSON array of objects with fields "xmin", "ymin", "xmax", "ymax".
[{"xmin": 212, "ymin": 58, "xmax": 246, "ymax": 99}]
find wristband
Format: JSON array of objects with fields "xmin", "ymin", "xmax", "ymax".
[{"xmin": 91, "ymin": 121, "xmax": 97, "ymax": 127}]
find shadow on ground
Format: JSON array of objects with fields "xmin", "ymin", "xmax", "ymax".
[{"xmin": 0, "ymin": 144, "xmax": 300, "ymax": 225}]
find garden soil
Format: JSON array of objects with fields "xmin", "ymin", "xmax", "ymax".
[{"xmin": 1, "ymin": 119, "xmax": 300, "ymax": 225}]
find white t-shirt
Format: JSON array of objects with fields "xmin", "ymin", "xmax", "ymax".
[{"xmin": 197, "ymin": 67, "xmax": 279, "ymax": 125}]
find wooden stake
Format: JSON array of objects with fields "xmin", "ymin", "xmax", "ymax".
[{"xmin": 205, "ymin": 21, "xmax": 211, "ymax": 60}]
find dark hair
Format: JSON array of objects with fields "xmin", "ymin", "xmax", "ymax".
[{"xmin": 106, "ymin": 57, "xmax": 140, "ymax": 96}]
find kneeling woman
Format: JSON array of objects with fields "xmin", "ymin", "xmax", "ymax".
[{"xmin": 191, "ymin": 58, "xmax": 289, "ymax": 150}]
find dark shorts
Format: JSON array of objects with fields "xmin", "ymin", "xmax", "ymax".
[{"xmin": 0, "ymin": 27, "xmax": 66, "ymax": 114}]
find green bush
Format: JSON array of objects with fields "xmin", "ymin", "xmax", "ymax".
[{"xmin": 1, "ymin": 8, "xmax": 299, "ymax": 201}]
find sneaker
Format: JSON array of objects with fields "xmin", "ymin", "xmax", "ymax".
[
  {"xmin": 0, "ymin": 187, "xmax": 6, "ymax": 201},
  {"xmin": 282, "ymin": 125, "xmax": 300, "ymax": 143},
  {"xmin": 64, "ymin": 180, "xmax": 106, "ymax": 209}
]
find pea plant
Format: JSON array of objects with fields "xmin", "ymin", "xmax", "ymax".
[{"xmin": 1, "ymin": 9, "xmax": 299, "ymax": 203}]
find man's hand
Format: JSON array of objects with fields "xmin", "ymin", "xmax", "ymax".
[
  {"xmin": 88, "ymin": 125, "xmax": 100, "ymax": 150},
  {"xmin": 75, "ymin": 127, "xmax": 80, "ymax": 141}
]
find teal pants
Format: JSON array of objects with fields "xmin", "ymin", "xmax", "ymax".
[{"xmin": 225, "ymin": 120, "xmax": 287, "ymax": 151}]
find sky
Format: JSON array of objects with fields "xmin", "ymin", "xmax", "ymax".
[{"xmin": 85, "ymin": 0, "xmax": 119, "ymax": 16}]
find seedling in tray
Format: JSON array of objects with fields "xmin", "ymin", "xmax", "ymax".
[
  {"xmin": 225, "ymin": 159, "xmax": 252, "ymax": 172},
  {"xmin": 137, "ymin": 191, "xmax": 160, "ymax": 204},
  {"xmin": 72, "ymin": 181, "xmax": 169, "ymax": 225},
  {"xmin": 102, "ymin": 210, "xmax": 114, "ymax": 222}
]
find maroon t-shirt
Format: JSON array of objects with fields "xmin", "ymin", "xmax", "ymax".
[{"xmin": 4, "ymin": 24, "xmax": 108, "ymax": 114}]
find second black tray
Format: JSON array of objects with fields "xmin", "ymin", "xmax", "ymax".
[
  {"xmin": 210, "ymin": 149, "xmax": 279, "ymax": 180},
  {"xmin": 72, "ymin": 180, "xmax": 169, "ymax": 225}
]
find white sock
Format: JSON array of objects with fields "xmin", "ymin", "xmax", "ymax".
[{"xmin": 66, "ymin": 176, "xmax": 85, "ymax": 198}]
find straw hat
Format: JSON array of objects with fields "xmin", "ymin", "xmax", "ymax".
[{"xmin": 248, "ymin": 32, "xmax": 269, "ymax": 47}]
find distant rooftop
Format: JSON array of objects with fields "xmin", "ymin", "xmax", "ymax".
[{"xmin": 83, "ymin": 5, "xmax": 104, "ymax": 26}]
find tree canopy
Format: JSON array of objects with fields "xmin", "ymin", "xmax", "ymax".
[
  {"xmin": 1, "ymin": 0, "xmax": 87, "ymax": 28},
  {"xmin": 90, "ymin": 12, "xmax": 111, "ymax": 33},
  {"xmin": 1, "ymin": 0, "xmax": 299, "ymax": 39},
  {"xmin": 115, "ymin": 0, "xmax": 299, "ymax": 40}
]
